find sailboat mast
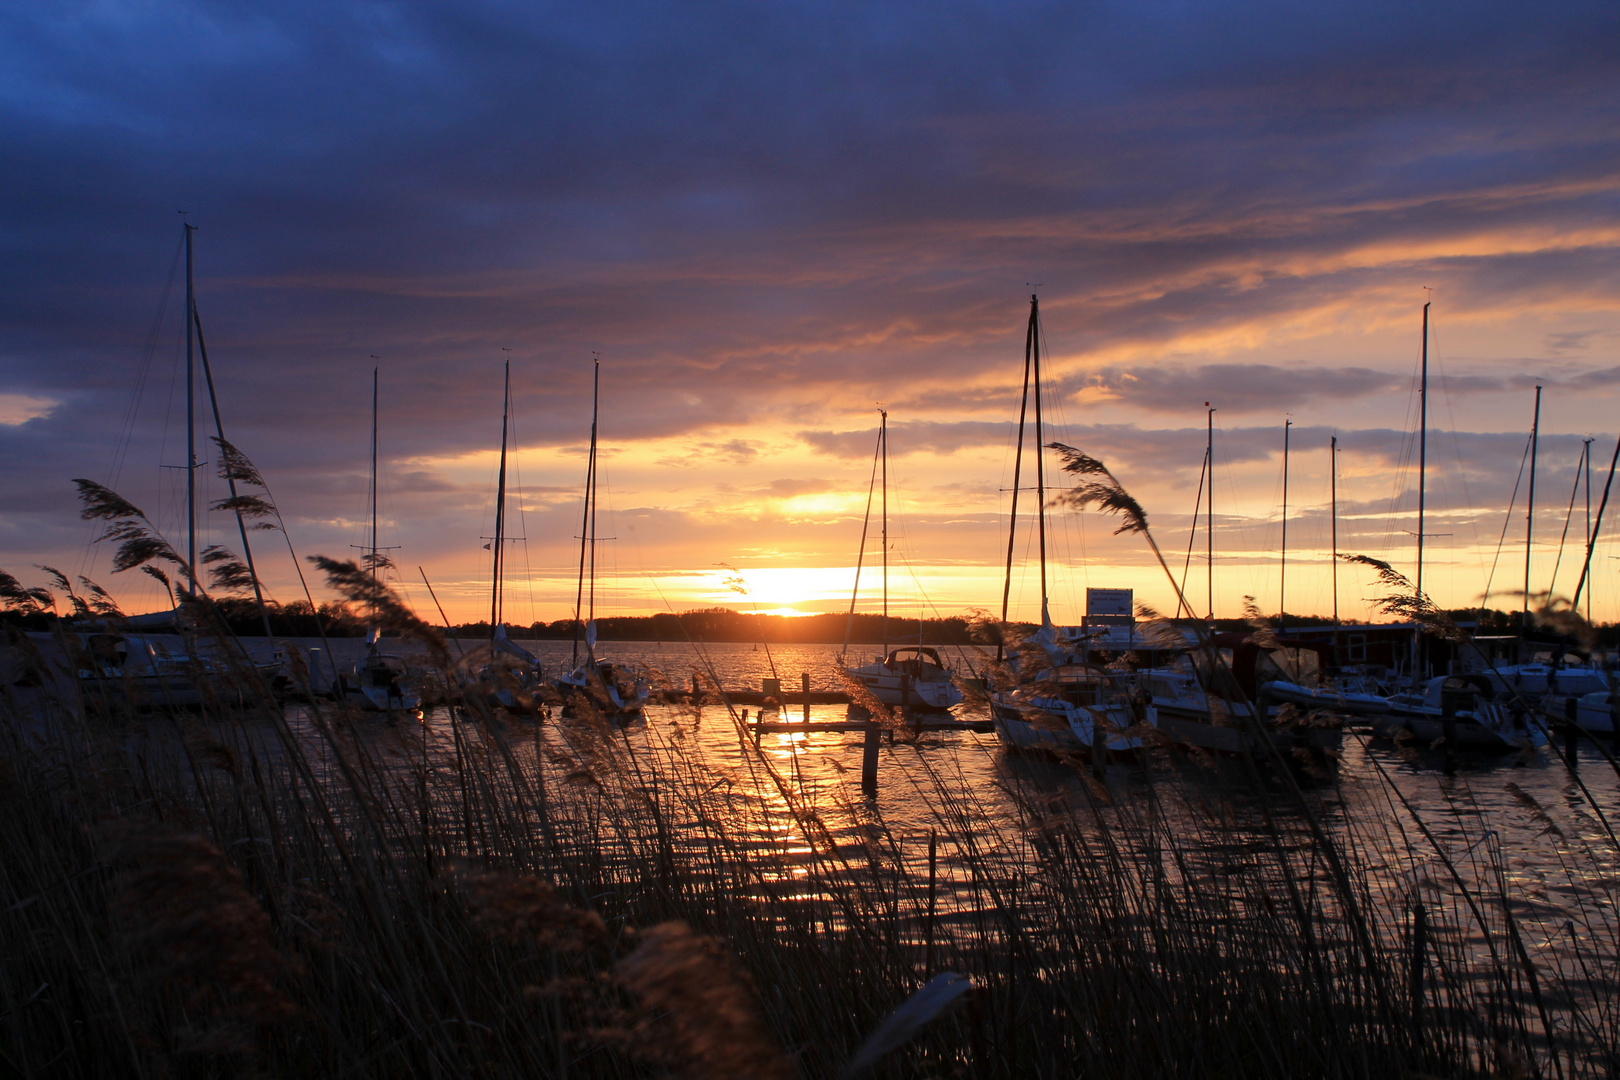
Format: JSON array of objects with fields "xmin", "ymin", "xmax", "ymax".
[
  {"xmin": 1586, "ymin": 437, "xmax": 1594, "ymax": 623},
  {"xmin": 1032, "ymin": 299, "xmax": 1048, "ymax": 619},
  {"xmin": 1573, "ymin": 434, "xmax": 1620, "ymax": 613},
  {"xmin": 1524, "ymin": 384, "xmax": 1542, "ymax": 630},
  {"xmin": 572, "ymin": 359, "xmax": 600, "ymax": 665},
  {"xmin": 367, "ymin": 366, "xmax": 379, "ymax": 627},
  {"xmin": 184, "ymin": 223, "xmax": 197, "ymax": 596},
  {"xmin": 880, "ymin": 408, "xmax": 888, "ymax": 653},
  {"xmin": 1416, "ymin": 302, "xmax": 1429, "ymax": 601},
  {"xmin": 1280, "ymin": 418, "xmax": 1290, "ymax": 634},
  {"xmin": 193, "ymin": 303, "xmax": 273, "ymax": 636},
  {"xmin": 1207, "ymin": 405, "xmax": 1215, "ymax": 620},
  {"xmin": 1331, "ymin": 436, "xmax": 1340, "ymax": 652},
  {"xmin": 490, "ymin": 360, "xmax": 510, "ymax": 637},
  {"xmin": 998, "ymin": 297, "xmax": 1038, "ymax": 662}
]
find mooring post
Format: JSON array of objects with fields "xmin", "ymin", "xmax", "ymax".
[
  {"xmin": 861, "ymin": 717, "xmax": 880, "ymax": 797},
  {"xmin": 691, "ymin": 672, "xmax": 700, "ymax": 701},
  {"xmin": 1565, "ymin": 696, "xmax": 1580, "ymax": 770},
  {"xmin": 802, "ymin": 671, "xmax": 811, "ymax": 722},
  {"xmin": 1441, "ymin": 694, "xmax": 1458, "ymax": 776}
]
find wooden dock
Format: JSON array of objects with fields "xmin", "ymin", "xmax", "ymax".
[
  {"xmin": 748, "ymin": 717, "xmax": 993, "ymax": 733},
  {"xmin": 659, "ymin": 689, "xmax": 852, "ymax": 706}
]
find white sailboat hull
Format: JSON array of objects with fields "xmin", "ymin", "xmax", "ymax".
[{"xmin": 842, "ymin": 662, "xmax": 962, "ymax": 711}]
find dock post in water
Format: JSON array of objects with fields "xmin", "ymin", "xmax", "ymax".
[
  {"xmin": 1565, "ymin": 696, "xmax": 1580, "ymax": 770},
  {"xmin": 802, "ymin": 672, "xmax": 810, "ymax": 722},
  {"xmin": 861, "ymin": 718, "xmax": 880, "ymax": 797}
]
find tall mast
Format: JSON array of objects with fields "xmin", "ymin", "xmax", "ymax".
[
  {"xmin": 193, "ymin": 296, "xmax": 273, "ymax": 636},
  {"xmin": 1586, "ymin": 437, "xmax": 1594, "ymax": 623},
  {"xmin": 370, "ymin": 367, "xmax": 379, "ymax": 588},
  {"xmin": 1331, "ymin": 436, "xmax": 1340, "ymax": 652},
  {"xmin": 1207, "ymin": 404, "xmax": 1215, "ymax": 620},
  {"xmin": 1416, "ymin": 301, "xmax": 1429, "ymax": 602},
  {"xmin": 490, "ymin": 360, "xmax": 511, "ymax": 637},
  {"xmin": 880, "ymin": 408, "xmax": 888, "ymax": 653},
  {"xmin": 184, "ymin": 223, "xmax": 197, "ymax": 596},
  {"xmin": 572, "ymin": 358, "xmax": 600, "ymax": 665},
  {"xmin": 1033, "ymin": 298, "xmax": 1048, "ymax": 622},
  {"xmin": 1573, "ymin": 434, "xmax": 1620, "ymax": 613},
  {"xmin": 1524, "ymin": 384, "xmax": 1542, "ymax": 631},
  {"xmin": 998, "ymin": 297, "xmax": 1038, "ymax": 661},
  {"xmin": 1280, "ymin": 418, "xmax": 1291, "ymax": 634}
]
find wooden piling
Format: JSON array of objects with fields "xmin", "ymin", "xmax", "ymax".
[
  {"xmin": 861, "ymin": 718, "xmax": 880, "ymax": 797},
  {"xmin": 802, "ymin": 672, "xmax": 810, "ymax": 722},
  {"xmin": 1559, "ymin": 695, "xmax": 1578, "ymax": 770}
]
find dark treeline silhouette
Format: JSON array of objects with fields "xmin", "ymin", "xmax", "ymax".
[
  {"xmin": 459, "ymin": 609, "xmax": 980, "ymax": 645},
  {"xmin": 9, "ymin": 601, "xmax": 1616, "ymax": 649}
]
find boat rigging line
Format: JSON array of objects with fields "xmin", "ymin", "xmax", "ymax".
[
  {"xmin": 1524, "ymin": 384, "xmax": 1542, "ymax": 627},
  {"xmin": 1548, "ymin": 439, "xmax": 1592, "ymax": 600}
]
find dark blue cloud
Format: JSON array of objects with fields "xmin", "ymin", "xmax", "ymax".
[{"xmin": 5, "ymin": 0, "xmax": 1620, "ymax": 606}]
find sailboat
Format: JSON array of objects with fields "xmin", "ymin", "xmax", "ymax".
[
  {"xmin": 481, "ymin": 360, "xmax": 545, "ymax": 713},
  {"xmin": 988, "ymin": 295, "xmax": 1153, "ymax": 754},
  {"xmin": 553, "ymin": 358, "xmax": 651, "ymax": 719},
  {"xmin": 837, "ymin": 410, "xmax": 963, "ymax": 712},
  {"xmin": 332, "ymin": 367, "xmax": 421, "ymax": 714},
  {"xmin": 76, "ymin": 222, "xmax": 282, "ymax": 709}
]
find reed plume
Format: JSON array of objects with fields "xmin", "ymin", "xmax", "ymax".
[
  {"xmin": 1337, "ymin": 553, "xmax": 1465, "ymax": 642},
  {"xmin": 616, "ymin": 921, "xmax": 792, "ymax": 1080}
]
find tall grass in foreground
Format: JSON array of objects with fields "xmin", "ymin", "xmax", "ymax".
[
  {"xmin": 0, "ymin": 457, "xmax": 1616, "ymax": 1077},
  {"xmin": 2, "ymin": 623, "xmax": 1616, "ymax": 1079}
]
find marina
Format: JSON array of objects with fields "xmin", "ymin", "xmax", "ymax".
[{"xmin": 7, "ymin": 13, "xmax": 1620, "ymax": 1074}]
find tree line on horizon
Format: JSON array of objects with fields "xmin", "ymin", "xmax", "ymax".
[{"xmin": 9, "ymin": 597, "xmax": 1609, "ymax": 646}]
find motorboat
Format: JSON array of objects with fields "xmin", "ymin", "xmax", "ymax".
[
  {"xmin": 555, "ymin": 654, "xmax": 651, "ymax": 720},
  {"xmin": 1371, "ymin": 674, "xmax": 1548, "ymax": 750},
  {"xmin": 1573, "ymin": 691, "xmax": 1617, "ymax": 734},
  {"xmin": 334, "ymin": 644, "xmax": 421, "ymax": 714},
  {"xmin": 77, "ymin": 632, "xmax": 247, "ymax": 710},
  {"xmin": 991, "ymin": 660, "xmax": 1150, "ymax": 754},
  {"xmin": 1479, "ymin": 663, "xmax": 1610, "ymax": 702},
  {"xmin": 844, "ymin": 646, "xmax": 963, "ymax": 711},
  {"xmin": 836, "ymin": 410, "xmax": 964, "ymax": 713}
]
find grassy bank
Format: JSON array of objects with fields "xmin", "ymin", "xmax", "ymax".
[{"xmin": 1, "ymin": 618, "xmax": 1616, "ymax": 1079}]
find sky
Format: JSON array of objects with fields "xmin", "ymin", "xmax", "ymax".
[{"xmin": 4, "ymin": 1, "xmax": 1620, "ymax": 627}]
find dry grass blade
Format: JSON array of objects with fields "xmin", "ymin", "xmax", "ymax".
[
  {"xmin": 210, "ymin": 493, "xmax": 279, "ymax": 521},
  {"xmin": 457, "ymin": 870, "xmax": 607, "ymax": 951},
  {"xmin": 616, "ymin": 921, "xmax": 792, "ymax": 1080},
  {"xmin": 1046, "ymin": 441, "xmax": 1150, "ymax": 535},
  {"xmin": 101, "ymin": 823, "xmax": 298, "ymax": 1028},
  {"xmin": 0, "ymin": 568, "xmax": 53, "ymax": 612},
  {"xmin": 72, "ymin": 478, "xmax": 145, "ymax": 521},
  {"xmin": 202, "ymin": 544, "xmax": 258, "ymax": 595},
  {"xmin": 77, "ymin": 576, "xmax": 123, "ymax": 618},
  {"xmin": 1526, "ymin": 592, "xmax": 1598, "ymax": 650},
  {"xmin": 1242, "ymin": 595, "xmax": 1280, "ymax": 649},
  {"xmin": 1339, "ymin": 553, "xmax": 1465, "ymax": 642},
  {"xmin": 211, "ymin": 436, "xmax": 268, "ymax": 488},
  {"xmin": 840, "ymin": 971, "xmax": 973, "ymax": 1079},
  {"xmin": 70, "ymin": 479, "xmax": 189, "ymax": 578},
  {"xmin": 309, "ymin": 555, "xmax": 445, "ymax": 658}
]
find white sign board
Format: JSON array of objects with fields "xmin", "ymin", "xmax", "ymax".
[{"xmin": 1086, "ymin": 588, "xmax": 1134, "ymax": 618}]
